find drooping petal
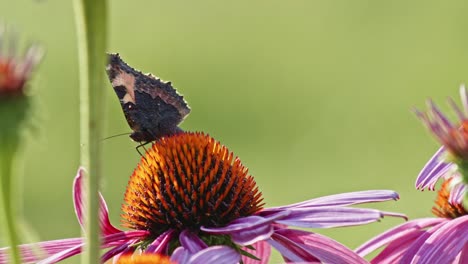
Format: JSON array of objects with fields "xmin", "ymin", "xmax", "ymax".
[
  {"xmin": 261, "ymin": 190, "xmax": 400, "ymax": 212},
  {"xmin": 188, "ymin": 246, "xmax": 240, "ymax": 264},
  {"xmin": 202, "ymin": 212, "xmax": 288, "ymax": 245},
  {"xmin": 146, "ymin": 229, "xmax": 174, "ymax": 253},
  {"xmin": 33, "ymin": 231, "xmax": 149, "ymax": 264},
  {"xmin": 449, "ymin": 181, "xmax": 466, "ymax": 205},
  {"xmin": 101, "ymin": 239, "xmax": 137, "ymax": 263},
  {"xmin": 397, "ymin": 225, "xmax": 438, "ymax": 264},
  {"xmin": 370, "ymin": 227, "xmax": 433, "ymax": 264},
  {"xmin": 273, "ymin": 207, "xmax": 406, "ymax": 228},
  {"xmin": 36, "ymin": 244, "xmax": 83, "ymax": 264},
  {"xmin": 270, "ymin": 229, "xmax": 367, "ymax": 263},
  {"xmin": 241, "ymin": 240, "xmax": 271, "ymax": 264},
  {"xmin": 356, "ymin": 218, "xmax": 447, "ymax": 257},
  {"xmin": 0, "ymin": 238, "xmax": 82, "ymax": 264},
  {"xmin": 171, "ymin": 247, "xmax": 190, "ymax": 264},
  {"xmin": 415, "ymin": 146, "xmax": 455, "ymax": 191},
  {"xmin": 179, "ymin": 230, "xmax": 207, "ymax": 253},
  {"xmin": 414, "ymin": 215, "xmax": 468, "ymax": 263},
  {"xmin": 202, "ymin": 211, "xmax": 288, "ymax": 234},
  {"xmin": 73, "ymin": 167, "xmax": 121, "ymax": 235},
  {"xmin": 458, "ymin": 243, "xmax": 468, "ymax": 263}
]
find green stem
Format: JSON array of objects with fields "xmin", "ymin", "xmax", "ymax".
[
  {"xmin": 73, "ymin": 0, "xmax": 107, "ymax": 263},
  {"xmin": 0, "ymin": 137, "xmax": 21, "ymax": 264}
]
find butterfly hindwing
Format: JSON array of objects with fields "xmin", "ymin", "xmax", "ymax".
[{"xmin": 106, "ymin": 53, "xmax": 190, "ymax": 142}]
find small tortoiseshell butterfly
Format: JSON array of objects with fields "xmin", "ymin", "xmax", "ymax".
[{"xmin": 106, "ymin": 53, "xmax": 190, "ymax": 143}]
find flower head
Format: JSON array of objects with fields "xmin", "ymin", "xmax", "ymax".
[
  {"xmin": 415, "ymin": 85, "xmax": 468, "ymax": 190},
  {"xmin": 0, "ymin": 24, "xmax": 42, "ymax": 97},
  {"xmin": 357, "ymin": 174, "xmax": 468, "ymax": 263},
  {"xmin": 0, "ymin": 133, "xmax": 406, "ymax": 263},
  {"xmin": 356, "ymin": 88, "xmax": 468, "ymax": 263}
]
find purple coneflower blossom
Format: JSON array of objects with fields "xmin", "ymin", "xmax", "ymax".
[
  {"xmin": 0, "ymin": 24, "xmax": 42, "ymax": 97},
  {"xmin": 356, "ymin": 88, "xmax": 468, "ymax": 263},
  {"xmin": 414, "ymin": 85, "xmax": 468, "ymax": 192},
  {"xmin": 1, "ymin": 132, "xmax": 405, "ymax": 263},
  {"xmin": 356, "ymin": 174, "xmax": 468, "ymax": 263}
]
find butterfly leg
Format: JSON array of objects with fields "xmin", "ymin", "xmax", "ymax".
[{"xmin": 136, "ymin": 141, "xmax": 152, "ymax": 156}]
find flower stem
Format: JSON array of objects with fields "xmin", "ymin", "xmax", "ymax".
[
  {"xmin": 0, "ymin": 97, "xmax": 29, "ymax": 264},
  {"xmin": 0, "ymin": 136, "xmax": 21, "ymax": 264},
  {"xmin": 73, "ymin": 0, "xmax": 107, "ymax": 263}
]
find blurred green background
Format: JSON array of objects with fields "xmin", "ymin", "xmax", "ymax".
[{"xmin": 2, "ymin": 0, "xmax": 468, "ymax": 263}]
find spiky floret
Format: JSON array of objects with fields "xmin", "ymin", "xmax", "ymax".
[
  {"xmin": 122, "ymin": 132, "xmax": 264, "ymax": 236},
  {"xmin": 432, "ymin": 178, "xmax": 467, "ymax": 219}
]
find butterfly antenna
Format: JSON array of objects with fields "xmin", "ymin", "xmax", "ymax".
[{"xmin": 102, "ymin": 132, "xmax": 132, "ymax": 141}]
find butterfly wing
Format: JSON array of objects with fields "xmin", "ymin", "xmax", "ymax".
[{"xmin": 106, "ymin": 53, "xmax": 190, "ymax": 142}]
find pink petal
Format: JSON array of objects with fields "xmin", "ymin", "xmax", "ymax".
[
  {"xmin": 73, "ymin": 167, "xmax": 121, "ymax": 235},
  {"xmin": 202, "ymin": 212, "xmax": 288, "ymax": 245},
  {"xmin": 274, "ymin": 207, "xmax": 405, "ymax": 228},
  {"xmin": 270, "ymin": 229, "xmax": 367, "ymax": 263},
  {"xmin": 415, "ymin": 147, "xmax": 452, "ymax": 190},
  {"xmin": 241, "ymin": 240, "xmax": 271, "ymax": 264},
  {"xmin": 355, "ymin": 218, "xmax": 446, "ymax": 257},
  {"xmin": 146, "ymin": 229, "xmax": 174, "ymax": 253},
  {"xmin": 415, "ymin": 216, "xmax": 468, "ymax": 263},
  {"xmin": 179, "ymin": 230, "xmax": 207, "ymax": 253},
  {"xmin": 0, "ymin": 238, "xmax": 82, "ymax": 264},
  {"xmin": 188, "ymin": 246, "xmax": 240, "ymax": 264},
  {"xmin": 262, "ymin": 190, "xmax": 400, "ymax": 212},
  {"xmin": 171, "ymin": 247, "xmax": 191, "ymax": 264},
  {"xmin": 202, "ymin": 212, "xmax": 288, "ymax": 234},
  {"xmin": 36, "ymin": 244, "xmax": 83, "ymax": 264},
  {"xmin": 370, "ymin": 229, "xmax": 427, "ymax": 264},
  {"xmin": 101, "ymin": 240, "xmax": 137, "ymax": 263}
]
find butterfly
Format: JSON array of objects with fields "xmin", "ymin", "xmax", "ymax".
[{"xmin": 106, "ymin": 53, "xmax": 190, "ymax": 144}]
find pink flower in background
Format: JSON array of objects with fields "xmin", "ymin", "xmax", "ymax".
[
  {"xmin": 357, "ymin": 174, "xmax": 468, "ymax": 263},
  {"xmin": 0, "ymin": 24, "xmax": 42, "ymax": 97},
  {"xmin": 357, "ymin": 87, "xmax": 468, "ymax": 263},
  {"xmin": 414, "ymin": 85, "xmax": 468, "ymax": 193}
]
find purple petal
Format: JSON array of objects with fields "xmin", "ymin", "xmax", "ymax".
[
  {"xmin": 73, "ymin": 167, "xmax": 121, "ymax": 235},
  {"xmin": 369, "ymin": 229, "xmax": 427, "ymax": 264},
  {"xmin": 415, "ymin": 216, "xmax": 468, "ymax": 263},
  {"xmin": 101, "ymin": 240, "xmax": 136, "ymax": 263},
  {"xmin": 415, "ymin": 147, "xmax": 453, "ymax": 190},
  {"xmin": 171, "ymin": 247, "xmax": 191, "ymax": 264},
  {"xmin": 202, "ymin": 212, "xmax": 288, "ymax": 245},
  {"xmin": 398, "ymin": 224, "xmax": 439, "ymax": 264},
  {"xmin": 241, "ymin": 241, "xmax": 271, "ymax": 264},
  {"xmin": 270, "ymin": 229, "xmax": 367, "ymax": 263},
  {"xmin": 356, "ymin": 218, "xmax": 447, "ymax": 257},
  {"xmin": 0, "ymin": 238, "xmax": 82, "ymax": 264},
  {"xmin": 188, "ymin": 246, "xmax": 240, "ymax": 264},
  {"xmin": 146, "ymin": 229, "xmax": 174, "ymax": 253},
  {"xmin": 102, "ymin": 230, "xmax": 150, "ymax": 245},
  {"xmin": 261, "ymin": 190, "xmax": 400, "ymax": 213},
  {"xmin": 179, "ymin": 230, "xmax": 207, "ymax": 253},
  {"xmin": 274, "ymin": 207, "xmax": 406, "ymax": 228},
  {"xmin": 36, "ymin": 244, "xmax": 83, "ymax": 264},
  {"xmin": 459, "ymin": 243, "xmax": 468, "ymax": 263},
  {"xmin": 202, "ymin": 211, "xmax": 289, "ymax": 233},
  {"xmin": 449, "ymin": 181, "xmax": 466, "ymax": 205},
  {"xmin": 428, "ymin": 100, "xmax": 454, "ymax": 129}
]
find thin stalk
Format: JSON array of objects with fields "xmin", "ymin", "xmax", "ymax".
[
  {"xmin": 73, "ymin": 0, "xmax": 107, "ymax": 263},
  {"xmin": 0, "ymin": 137, "xmax": 21, "ymax": 264}
]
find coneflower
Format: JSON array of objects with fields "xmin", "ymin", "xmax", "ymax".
[{"xmin": 1, "ymin": 132, "xmax": 405, "ymax": 263}]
